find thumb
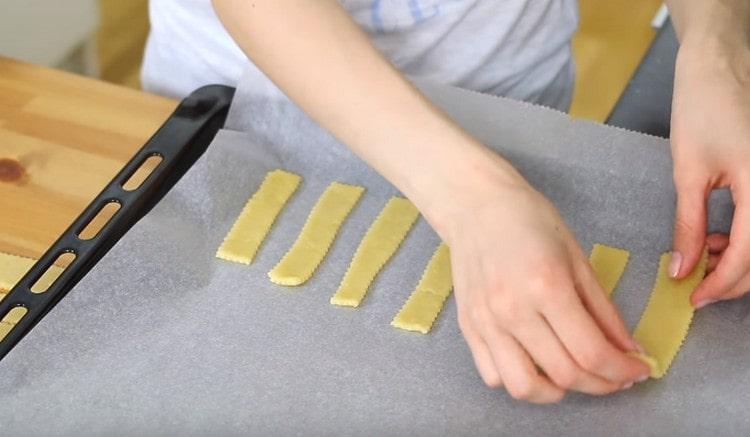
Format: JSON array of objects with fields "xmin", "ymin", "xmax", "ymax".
[{"xmin": 671, "ymin": 177, "xmax": 708, "ymax": 279}]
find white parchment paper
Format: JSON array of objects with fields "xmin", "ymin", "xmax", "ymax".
[{"xmin": 0, "ymin": 75, "xmax": 747, "ymax": 435}]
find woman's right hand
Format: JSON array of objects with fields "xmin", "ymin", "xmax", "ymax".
[
  {"xmin": 212, "ymin": 0, "xmax": 650, "ymax": 403},
  {"xmin": 427, "ymin": 158, "xmax": 652, "ymax": 403}
]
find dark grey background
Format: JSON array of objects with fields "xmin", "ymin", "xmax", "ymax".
[{"xmin": 607, "ymin": 21, "xmax": 678, "ymax": 137}]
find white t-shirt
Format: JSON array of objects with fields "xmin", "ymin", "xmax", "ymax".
[{"xmin": 142, "ymin": 0, "xmax": 578, "ymax": 111}]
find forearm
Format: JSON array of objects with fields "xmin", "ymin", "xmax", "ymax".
[
  {"xmin": 212, "ymin": 0, "xmax": 524, "ymax": 235},
  {"xmin": 667, "ymin": 0, "xmax": 750, "ymax": 48}
]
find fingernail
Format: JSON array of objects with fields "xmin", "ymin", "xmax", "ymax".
[
  {"xmin": 696, "ymin": 298, "xmax": 718, "ymax": 309},
  {"xmin": 636, "ymin": 374, "xmax": 649, "ymax": 383},
  {"xmin": 669, "ymin": 251, "xmax": 682, "ymax": 278},
  {"xmin": 621, "ymin": 381, "xmax": 634, "ymax": 390}
]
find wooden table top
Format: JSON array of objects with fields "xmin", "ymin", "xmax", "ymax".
[{"xmin": 0, "ymin": 56, "xmax": 177, "ymax": 260}]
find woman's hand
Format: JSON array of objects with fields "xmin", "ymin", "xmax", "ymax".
[
  {"xmin": 428, "ymin": 161, "xmax": 650, "ymax": 403},
  {"xmin": 669, "ymin": 38, "xmax": 750, "ymax": 307},
  {"xmin": 213, "ymin": 0, "xmax": 651, "ymax": 403}
]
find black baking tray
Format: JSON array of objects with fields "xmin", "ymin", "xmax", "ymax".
[{"xmin": 0, "ymin": 84, "xmax": 235, "ymax": 361}]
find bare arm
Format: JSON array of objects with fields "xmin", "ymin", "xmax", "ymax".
[
  {"xmin": 212, "ymin": 0, "xmax": 518, "ymax": 224},
  {"xmin": 664, "ymin": 0, "xmax": 750, "ymax": 307},
  {"xmin": 213, "ymin": 0, "xmax": 649, "ymax": 402},
  {"xmin": 667, "ymin": 0, "xmax": 750, "ymax": 45}
]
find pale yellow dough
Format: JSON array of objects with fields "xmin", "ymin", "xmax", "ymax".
[
  {"xmin": 330, "ymin": 197, "xmax": 419, "ymax": 307},
  {"xmin": 589, "ymin": 244, "xmax": 630, "ymax": 297},
  {"xmin": 391, "ymin": 243, "xmax": 452, "ymax": 334},
  {"xmin": 2, "ymin": 306, "xmax": 27, "ymax": 324},
  {"xmin": 629, "ymin": 352, "xmax": 659, "ymax": 376},
  {"xmin": 269, "ymin": 182, "xmax": 364, "ymax": 286},
  {"xmin": 0, "ymin": 252, "xmax": 38, "ymax": 290},
  {"xmin": 632, "ymin": 251, "xmax": 708, "ymax": 378},
  {"xmin": 0, "ymin": 323, "xmax": 13, "ymax": 341},
  {"xmin": 216, "ymin": 169, "xmax": 301, "ymax": 265},
  {"xmin": 0, "ymin": 307, "xmax": 28, "ymax": 341},
  {"xmin": 0, "ymin": 252, "xmax": 63, "ymax": 291}
]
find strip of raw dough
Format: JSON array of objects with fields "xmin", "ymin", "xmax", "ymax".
[
  {"xmin": 0, "ymin": 323, "xmax": 13, "ymax": 341},
  {"xmin": 589, "ymin": 244, "xmax": 630, "ymax": 297},
  {"xmin": 391, "ymin": 243, "xmax": 453, "ymax": 334},
  {"xmin": 0, "ymin": 252, "xmax": 63, "ymax": 291},
  {"xmin": 0, "ymin": 252, "xmax": 37, "ymax": 290},
  {"xmin": 269, "ymin": 182, "xmax": 364, "ymax": 286},
  {"xmin": 2, "ymin": 306, "xmax": 27, "ymax": 324},
  {"xmin": 216, "ymin": 169, "xmax": 301, "ymax": 265},
  {"xmin": 0, "ymin": 307, "xmax": 28, "ymax": 341},
  {"xmin": 330, "ymin": 197, "xmax": 419, "ymax": 307},
  {"xmin": 632, "ymin": 251, "xmax": 708, "ymax": 378}
]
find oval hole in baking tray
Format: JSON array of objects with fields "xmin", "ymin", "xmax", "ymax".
[
  {"xmin": 122, "ymin": 154, "xmax": 163, "ymax": 191},
  {"xmin": 30, "ymin": 251, "xmax": 76, "ymax": 294},
  {"xmin": 77, "ymin": 200, "xmax": 121, "ymax": 240},
  {"xmin": 0, "ymin": 307, "xmax": 28, "ymax": 341}
]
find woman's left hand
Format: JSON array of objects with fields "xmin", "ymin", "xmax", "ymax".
[{"xmin": 669, "ymin": 38, "xmax": 750, "ymax": 308}]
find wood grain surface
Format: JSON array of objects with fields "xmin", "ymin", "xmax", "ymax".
[{"xmin": 0, "ymin": 56, "xmax": 177, "ymax": 260}]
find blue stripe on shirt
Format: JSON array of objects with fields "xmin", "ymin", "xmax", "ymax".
[
  {"xmin": 408, "ymin": 0, "xmax": 424, "ymax": 23},
  {"xmin": 370, "ymin": 0, "xmax": 385, "ymax": 33}
]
